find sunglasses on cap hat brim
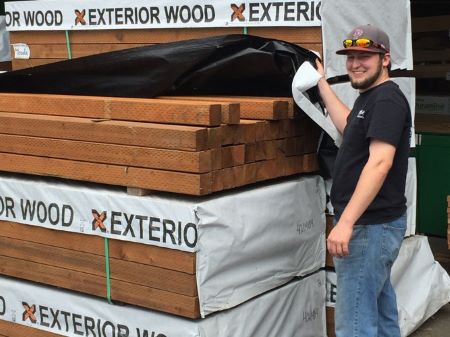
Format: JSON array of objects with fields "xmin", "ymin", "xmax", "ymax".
[{"xmin": 336, "ymin": 38, "xmax": 389, "ymax": 55}]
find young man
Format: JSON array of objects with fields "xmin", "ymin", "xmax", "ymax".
[{"xmin": 316, "ymin": 25, "xmax": 411, "ymax": 337}]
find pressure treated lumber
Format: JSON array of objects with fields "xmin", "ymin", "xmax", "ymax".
[
  {"xmin": 12, "ymin": 58, "xmax": 63, "ymax": 70},
  {"xmin": 0, "ymin": 152, "xmax": 213, "ymax": 195},
  {"xmin": 10, "ymin": 28, "xmax": 243, "ymax": 45},
  {"xmin": 0, "ymin": 221, "xmax": 195, "ymax": 274},
  {"xmin": 11, "ymin": 43, "xmax": 148, "ymax": 59},
  {"xmin": 0, "ymin": 93, "xmax": 229, "ymax": 127},
  {"xmin": 0, "ymin": 320, "xmax": 64, "ymax": 337},
  {"xmin": 0, "ymin": 134, "xmax": 222, "ymax": 173},
  {"xmin": 247, "ymin": 26, "xmax": 322, "ymax": 44},
  {"xmin": 160, "ymin": 95, "xmax": 292, "ymax": 120},
  {"xmin": 0, "ymin": 112, "xmax": 213, "ymax": 151},
  {"xmin": 0, "ymin": 255, "xmax": 199, "ymax": 318},
  {"xmin": 0, "ymin": 236, "xmax": 196, "ymax": 296}
]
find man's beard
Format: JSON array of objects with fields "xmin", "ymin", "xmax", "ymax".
[{"xmin": 350, "ymin": 58, "xmax": 383, "ymax": 90}]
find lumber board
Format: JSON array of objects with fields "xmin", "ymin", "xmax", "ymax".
[
  {"xmin": 11, "ymin": 43, "xmax": 148, "ymax": 59},
  {"xmin": 0, "ymin": 112, "xmax": 212, "ymax": 151},
  {"xmin": 221, "ymin": 145, "xmax": 245, "ymax": 168},
  {"xmin": 11, "ymin": 58, "xmax": 64, "ymax": 70},
  {"xmin": 220, "ymin": 122, "xmax": 258, "ymax": 145},
  {"xmin": 0, "ymin": 221, "xmax": 195, "ymax": 274},
  {"xmin": 326, "ymin": 307, "xmax": 336, "ymax": 337},
  {"xmin": 0, "ymin": 133, "xmax": 220, "ymax": 173},
  {"xmin": 0, "ymin": 152, "xmax": 213, "ymax": 195},
  {"xmin": 212, "ymin": 153, "xmax": 318, "ymax": 192},
  {"xmin": 407, "ymin": 64, "xmax": 450, "ymax": 79},
  {"xmin": 415, "ymin": 114, "xmax": 450, "ymax": 134},
  {"xmin": 0, "ymin": 255, "xmax": 199, "ymax": 318},
  {"xmin": 0, "ymin": 236, "xmax": 196, "ymax": 296},
  {"xmin": 0, "ymin": 320, "xmax": 64, "ymax": 337},
  {"xmin": 0, "ymin": 151, "xmax": 317, "ymax": 195},
  {"xmin": 412, "ymin": 15, "xmax": 450, "ymax": 33},
  {"xmin": 10, "ymin": 28, "xmax": 244, "ymax": 45},
  {"xmin": 160, "ymin": 95, "xmax": 291, "ymax": 120},
  {"xmin": 0, "ymin": 93, "xmax": 224, "ymax": 127},
  {"xmin": 247, "ymin": 27, "xmax": 322, "ymax": 43},
  {"xmin": 0, "ymin": 61, "xmax": 11, "ymax": 72},
  {"xmin": 413, "ymin": 48, "xmax": 450, "ymax": 63}
]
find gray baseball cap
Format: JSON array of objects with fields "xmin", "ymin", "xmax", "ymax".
[{"xmin": 336, "ymin": 24, "xmax": 390, "ymax": 55}]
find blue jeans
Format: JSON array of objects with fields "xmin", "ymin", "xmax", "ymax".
[{"xmin": 333, "ymin": 213, "xmax": 407, "ymax": 337}]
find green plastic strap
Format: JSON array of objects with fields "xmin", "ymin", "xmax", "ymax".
[
  {"xmin": 243, "ymin": 27, "xmax": 248, "ymax": 35},
  {"xmin": 104, "ymin": 237, "xmax": 113, "ymax": 304},
  {"xmin": 65, "ymin": 30, "xmax": 72, "ymax": 60}
]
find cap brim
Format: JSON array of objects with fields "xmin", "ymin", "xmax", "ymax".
[{"xmin": 336, "ymin": 46, "xmax": 387, "ymax": 55}]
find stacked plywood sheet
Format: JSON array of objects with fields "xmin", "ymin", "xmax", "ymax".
[
  {"xmin": 0, "ymin": 92, "xmax": 320, "ymax": 195},
  {"xmin": 9, "ymin": 27, "xmax": 322, "ymax": 70}
]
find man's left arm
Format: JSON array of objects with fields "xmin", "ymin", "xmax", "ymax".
[{"xmin": 327, "ymin": 139, "xmax": 396, "ymax": 257}]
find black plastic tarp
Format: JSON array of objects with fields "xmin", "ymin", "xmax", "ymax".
[{"xmin": 0, "ymin": 34, "xmax": 320, "ymax": 101}]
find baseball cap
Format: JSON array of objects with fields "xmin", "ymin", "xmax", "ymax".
[{"xmin": 336, "ymin": 24, "xmax": 390, "ymax": 55}]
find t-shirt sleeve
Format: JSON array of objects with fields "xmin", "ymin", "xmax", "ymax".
[{"xmin": 366, "ymin": 99, "xmax": 407, "ymax": 147}]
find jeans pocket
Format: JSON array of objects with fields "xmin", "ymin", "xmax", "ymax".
[
  {"xmin": 381, "ymin": 214, "xmax": 407, "ymax": 265},
  {"xmin": 347, "ymin": 225, "xmax": 368, "ymax": 258}
]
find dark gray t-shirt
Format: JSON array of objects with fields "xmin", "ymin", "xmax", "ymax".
[{"xmin": 331, "ymin": 81, "xmax": 411, "ymax": 225}]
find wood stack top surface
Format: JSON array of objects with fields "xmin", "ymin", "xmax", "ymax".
[{"xmin": 0, "ymin": 92, "xmax": 321, "ymax": 195}]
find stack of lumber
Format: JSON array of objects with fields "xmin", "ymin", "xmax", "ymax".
[
  {"xmin": 0, "ymin": 92, "xmax": 320, "ymax": 195},
  {"xmin": 0, "ymin": 220, "xmax": 199, "ymax": 318},
  {"xmin": 411, "ymin": 15, "xmax": 450, "ymax": 79},
  {"xmin": 0, "ymin": 173, "xmax": 326, "ymax": 325},
  {"xmin": 9, "ymin": 27, "xmax": 322, "ymax": 70},
  {"xmin": 2, "ymin": 24, "xmax": 327, "ymax": 337}
]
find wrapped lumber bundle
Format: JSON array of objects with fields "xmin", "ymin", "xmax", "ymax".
[
  {"xmin": 0, "ymin": 173, "xmax": 326, "ymax": 319},
  {"xmin": 0, "ymin": 268, "xmax": 326, "ymax": 337},
  {"xmin": 1, "ymin": 5, "xmax": 326, "ymax": 336},
  {"xmin": 0, "ymin": 35, "xmax": 323, "ymax": 195}
]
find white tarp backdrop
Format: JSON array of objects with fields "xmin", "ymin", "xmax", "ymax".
[
  {"xmin": 0, "ymin": 16, "xmax": 11, "ymax": 61},
  {"xmin": 321, "ymin": 0, "xmax": 413, "ymax": 77},
  {"xmin": 0, "ymin": 270, "xmax": 327, "ymax": 337},
  {"xmin": 0, "ymin": 173, "xmax": 326, "ymax": 317},
  {"xmin": 326, "ymin": 236, "xmax": 450, "ymax": 336}
]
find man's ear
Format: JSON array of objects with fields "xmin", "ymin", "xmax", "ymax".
[{"xmin": 382, "ymin": 53, "xmax": 391, "ymax": 67}]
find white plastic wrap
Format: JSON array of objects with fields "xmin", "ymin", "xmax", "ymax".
[
  {"xmin": 0, "ymin": 173, "xmax": 326, "ymax": 317},
  {"xmin": 0, "ymin": 271, "xmax": 327, "ymax": 337}
]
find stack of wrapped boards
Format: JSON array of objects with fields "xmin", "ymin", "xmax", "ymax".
[{"xmin": 0, "ymin": 26, "xmax": 328, "ymax": 337}]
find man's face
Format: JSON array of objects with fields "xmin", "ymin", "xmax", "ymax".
[{"xmin": 346, "ymin": 52, "xmax": 386, "ymax": 91}]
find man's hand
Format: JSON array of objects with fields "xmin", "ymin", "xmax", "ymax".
[
  {"xmin": 315, "ymin": 58, "xmax": 325, "ymax": 78},
  {"xmin": 327, "ymin": 222, "xmax": 353, "ymax": 257}
]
